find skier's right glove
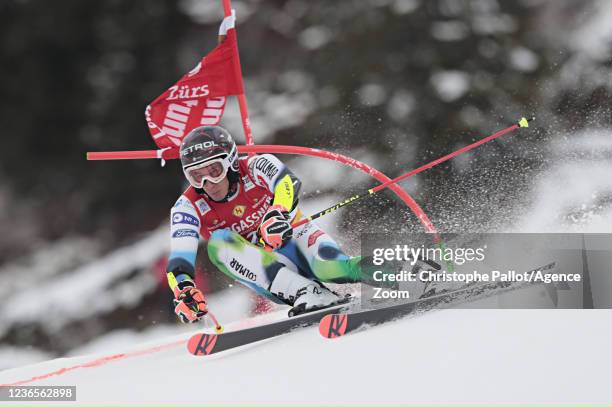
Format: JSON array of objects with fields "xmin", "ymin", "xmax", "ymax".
[
  {"xmin": 259, "ymin": 205, "xmax": 293, "ymax": 249},
  {"xmin": 173, "ymin": 280, "xmax": 208, "ymax": 324}
]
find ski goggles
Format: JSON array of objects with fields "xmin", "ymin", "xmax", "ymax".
[{"xmin": 184, "ymin": 157, "xmax": 229, "ymax": 188}]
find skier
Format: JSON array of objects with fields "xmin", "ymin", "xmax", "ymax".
[{"xmin": 168, "ymin": 126, "xmax": 368, "ymax": 323}]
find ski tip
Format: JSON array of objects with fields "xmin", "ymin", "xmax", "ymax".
[
  {"xmin": 187, "ymin": 333, "xmax": 218, "ymax": 356},
  {"xmin": 319, "ymin": 314, "xmax": 348, "ymax": 339}
]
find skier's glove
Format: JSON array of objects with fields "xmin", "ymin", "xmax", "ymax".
[
  {"xmin": 173, "ymin": 282, "xmax": 208, "ymax": 324},
  {"xmin": 259, "ymin": 205, "xmax": 293, "ymax": 250}
]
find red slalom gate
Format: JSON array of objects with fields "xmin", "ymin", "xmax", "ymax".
[
  {"xmin": 87, "ymin": 144, "xmax": 439, "ymax": 236},
  {"xmin": 238, "ymin": 144, "xmax": 439, "ymax": 236}
]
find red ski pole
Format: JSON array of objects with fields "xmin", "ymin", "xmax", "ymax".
[{"xmin": 293, "ymin": 117, "xmax": 534, "ymax": 228}]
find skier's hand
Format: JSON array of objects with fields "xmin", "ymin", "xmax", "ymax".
[
  {"xmin": 173, "ymin": 283, "xmax": 208, "ymax": 324},
  {"xmin": 259, "ymin": 205, "xmax": 293, "ymax": 249}
]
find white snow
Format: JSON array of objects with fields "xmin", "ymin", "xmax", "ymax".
[
  {"xmin": 0, "ymin": 346, "xmax": 51, "ymax": 372},
  {"xmin": 512, "ymin": 129, "xmax": 612, "ymax": 233},
  {"xmin": 430, "ymin": 70, "xmax": 470, "ymax": 102},
  {"xmin": 358, "ymin": 83, "xmax": 388, "ymax": 106},
  {"xmin": 0, "ymin": 237, "xmax": 101, "ymax": 301},
  {"xmin": 245, "ymin": 88, "xmax": 318, "ymax": 140},
  {"xmin": 291, "ymin": 158, "xmax": 348, "ymax": 191},
  {"xmin": 298, "ymin": 26, "xmax": 333, "ymax": 50},
  {"xmin": 262, "ymin": 92, "xmax": 317, "ymax": 130},
  {"xmin": 0, "ymin": 309, "xmax": 610, "ymax": 404},
  {"xmin": 66, "ymin": 290, "xmax": 253, "ymax": 358},
  {"xmin": 0, "ymin": 228, "xmax": 166, "ymax": 336},
  {"xmin": 387, "ymin": 89, "xmax": 416, "ymax": 121},
  {"xmin": 510, "ymin": 46, "xmax": 540, "ymax": 72},
  {"xmin": 569, "ymin": 0, "xmax": 612, "ymax": 60}
]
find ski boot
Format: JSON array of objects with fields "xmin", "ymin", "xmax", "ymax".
[{"xmin": 288, "ymin": 282, "xmax": 347, "ymax": 317}]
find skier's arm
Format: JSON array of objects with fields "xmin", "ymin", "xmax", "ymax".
[
  {"xmin": 167, "ymin": 197, "xmax": 200, "ymax": 286},
  {"xmin": 271, "ymin": 171, "xmax": 301, "ymax": 213},
  {"xmin": 167, "ymin": 197, "xmax": 207, "ymax": 322},
  {"xmin": 248, "ymin": 154, "xmax": 302, "ymax": 248},
  {"xmin": 248, "ymin": 154, "xmax": 302, "ymax": 213}
]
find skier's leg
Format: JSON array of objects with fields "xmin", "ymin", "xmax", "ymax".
[
  {"xmin": 207, "ymin": 229, "xmax": 340, "ymax": 307},
  {"xmin": 287, "ymin": 221, "xmax": 380, "ymax": 285}
]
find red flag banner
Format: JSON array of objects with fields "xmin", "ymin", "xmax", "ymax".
[{"xmin": 145, "ymin": 29, "xmax": 244, "ymax": 149}]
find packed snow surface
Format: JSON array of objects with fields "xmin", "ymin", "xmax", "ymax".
[{"xmin": 1, "ymin": 309, "xmax": 610, "ymax": 405}]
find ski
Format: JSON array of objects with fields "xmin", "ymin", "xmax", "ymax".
[
  {"xmin": 187, "ymin": 298, "xmax": 354, "ymax": 356},
  {"xmin": 319, "ymin": 262, "xmax": 556, "ymax": 339}
]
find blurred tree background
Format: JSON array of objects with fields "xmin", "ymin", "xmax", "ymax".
[
  {"xmin": 0, "ymin": 0, "xmax": 610, "ymax": 258},
  {"xmin": 1, "ymin": 0, "xmax": 609, "ymax": 260},
  {"xmin": 2, "ymin": 0, "xmax": 612, "ymax": 358}
]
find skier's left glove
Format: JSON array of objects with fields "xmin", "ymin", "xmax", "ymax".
[
  {"xmin": 259, "ymin": 205, "xmax": 293, "ymax": 249},
  {"xmin": 173, "ymin": 281, "xmax": 208, "ymax": 324}
]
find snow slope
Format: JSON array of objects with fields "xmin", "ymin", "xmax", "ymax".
[{"xmin": 0, "ymin": 308, "xmax": 610, "ymax": 405}]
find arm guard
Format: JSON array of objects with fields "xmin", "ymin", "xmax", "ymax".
[
  {"xmin": 272, "ymin": 171, "xmax": 302, "ymax": 213},
  {"xmin": 167, "ymin": 196, "xmax": 201, "ymax": 291},
  {"xmin": 248, "ymin": 154, "xmax": 302, "ymax": 213}
]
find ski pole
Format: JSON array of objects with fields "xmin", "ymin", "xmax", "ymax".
[
  {"xmin": 293, "ymin": 117, "xmax": 533, "ymax": 228},
  {"xmin": 206, "ymin": 311, "xmax": 224, "ymax": 333}
]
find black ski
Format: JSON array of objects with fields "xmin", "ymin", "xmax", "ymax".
[
  {"xmin": 319, "ymin": 262, "xmax": 556, "ymax": 339},
  {"xmin": 187, "ymin": 299, "xmax": 354, "ymax": 356}
]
